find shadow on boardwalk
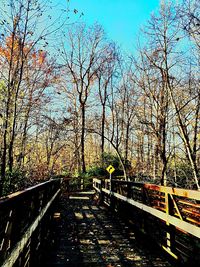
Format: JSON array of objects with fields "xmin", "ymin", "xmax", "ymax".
[{"xmin": 43, "ymin": 192, "xmax": 173, "ymax": 267}]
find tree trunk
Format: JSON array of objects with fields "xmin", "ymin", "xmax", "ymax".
[
  {"xmin": 0, "ymin": 93, "xmax": 11, "ymax": 195},
  {"xmin": 125, "ymin": 121, "xmax": 130, "ymax": 162},
  {"xmin": 101, "ymin": 104, "xmax": 106, "ymax": 156},
  {"xmin": 153, "ymin": 144, "xmax": 159, "ymax": 180},
  {"xmin": 19, "ymin": 113, "xmax": 29, "ymax": 167},
  {"xmin": 81, "ymin": 104, "xmax": 86, "ymax": 173}
]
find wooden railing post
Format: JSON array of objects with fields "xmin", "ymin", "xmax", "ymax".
[
  {"xmin": 163, "ymin": 192, "xmax": 178, "ymax": 260},
  {"xmin": 109, "ymin": 179, "xmax": 115, "ymax": 209},
  {"xmin": 98, "ymin": 179, "xmax": 103, "ymax": 204},
  {"xmin": 127, "ymin": 182, "xmax": 132, "ymax": 198}
]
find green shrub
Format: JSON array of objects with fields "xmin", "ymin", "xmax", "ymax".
[
  {"xmin": 86, "ymin": 166, "xmax": 107, "ymax": 177},
  {"xmin": 2, "ymin": 169, "xmax": 26, "ymax": 196}
]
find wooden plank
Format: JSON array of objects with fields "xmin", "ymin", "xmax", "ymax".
[
  {"xmin": 182, "ymin": 208, "xmax": 200, "ymax": 217},
  {"xmin": 179, "ymin": 200, "xmax": 200, "ymax": 208},
  {"xmin": 93, "ymin": 185, "xmax": 101, "ymax": 193},
  {"xmin": 102, "ymin": 188, "xmax": 110, "ymax": 194},
  {"xmin": 93, "ymin": 178, "xmax": 101, "ymax": 184},
  {"xmin": 144, "ymin": 184, "xmax": 200, "ymax": 200},
  {"xmin": 186, "ymin": 217, "xmax": 200, "ymax": 226},
  {"xmin": 152, "ymin": 206, "xmax": 166, "ymax": 212}
]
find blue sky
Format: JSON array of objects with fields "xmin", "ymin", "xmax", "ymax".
[{"xmin": 68, "ymin": 0, "xmax": 160, "ymax": 53}]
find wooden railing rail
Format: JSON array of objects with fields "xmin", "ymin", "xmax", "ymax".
[
  {"xmin": 93, "ymin": 178, "xmax": 200, "ymax": 264},
  {"xmin": 0, "ymin": 179, "xmax": 62, "ymax": 267},
  {"xmin": 63, "ymin": 177, "xmax": 93, "ymax": 193}
]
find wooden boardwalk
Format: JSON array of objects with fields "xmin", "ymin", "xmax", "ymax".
[{"xmin": 43, "ymin": 191, "xmax": 173, "ymax": 267}]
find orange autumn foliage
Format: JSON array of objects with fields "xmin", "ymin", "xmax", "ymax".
[
  {"xmin": 0, "ymin": 35, "xmax": 47, "ymax": 68},
  {"xmin": 0, "ymin": 34, "xmax": 59, "ymax": 91}
]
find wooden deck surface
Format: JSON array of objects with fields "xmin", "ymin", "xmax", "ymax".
[{"xmin": 43, "ymin": 192, "xmax": 174, "ymax": 267}]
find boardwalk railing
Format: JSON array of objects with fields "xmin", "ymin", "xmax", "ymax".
[
  {"xmin": 0, "ymin": 179, "xmax": 61, "ymax": 267},
  {"xmin": 93, "ymin": 178, "xmax": 200, "ymax": 264},
  {"xmin": 62, "ymin": 177, "xmax": 93, "ymax": 195}
]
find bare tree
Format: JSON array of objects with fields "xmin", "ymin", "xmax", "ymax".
[
  {"xmin": 135, "ymin": 0, "xmax": 200, "ymax": 188},
  {"xmin": 96, "ymin": 45, "xmax": 117, "ymax": 158},
  {"xmin": 61, "ymin": 23, "xmax": 112, "ymax": 173}
]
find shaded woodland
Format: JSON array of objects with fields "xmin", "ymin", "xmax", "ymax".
[{"xmin": 0, "ymin": 0, "xmax": 199, "ymax": 195}]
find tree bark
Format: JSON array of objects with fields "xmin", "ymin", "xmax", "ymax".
[
  {"xmin": 81, "ymin": 104, "xmax": 86, "ymax": 173},
  {"xmin": 101, "ymin": 104, "xmax": 106, "ymax": 156}
]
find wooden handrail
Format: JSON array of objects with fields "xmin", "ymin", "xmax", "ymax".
[
  {"xmin": 0, "ymin": 179, "xmax": 62, "ymax": 267},
  {"xmin": 93, "ymin": 178, "xmax": 200, "ymax": 264}
]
